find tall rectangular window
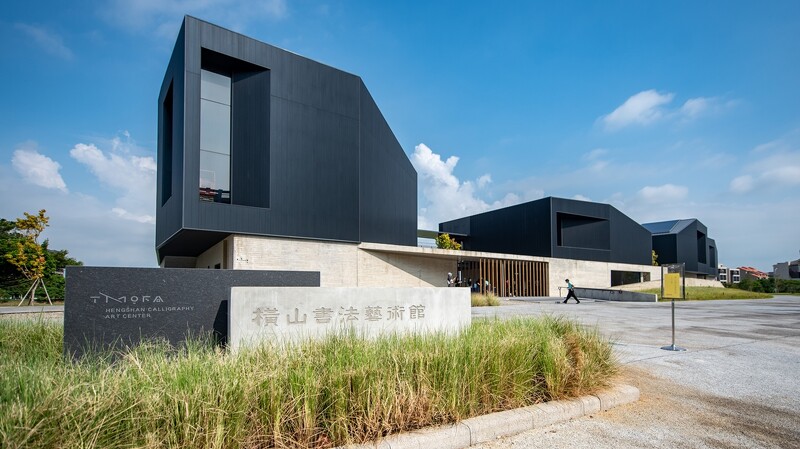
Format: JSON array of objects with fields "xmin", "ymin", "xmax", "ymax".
[
  {"xmin": 199, "ymin": 69, "xmax": 231, "ymax": 203},
  {"xmin": 161, "ymin": 82, "xmax": 173, "ymax": 206},
  {"xmin": 697, "ymin": 231, "xmax": 707, "ymax": 264}
]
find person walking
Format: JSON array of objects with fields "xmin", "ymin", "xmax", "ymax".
[{"xmin": 563, "ymin": 279, "xmax": 580, "ymax": 303}]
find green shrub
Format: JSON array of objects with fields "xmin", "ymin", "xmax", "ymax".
[
  {"xmin": 734, "ymin": 278, "xmax": 800, "ymax": 294},
  {"xmin": 471, "ymin": 293, "xmax": 501, "ymax": 306}
]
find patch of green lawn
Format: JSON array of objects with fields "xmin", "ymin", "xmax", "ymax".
[{"xmin": 637, "ymin": 286, "xmax": 772, "ymax": 300}]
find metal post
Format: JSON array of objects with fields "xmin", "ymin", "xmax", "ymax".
[{"xmin": 662, "ymin": 263, "xmax": 686, "ymax": 351}]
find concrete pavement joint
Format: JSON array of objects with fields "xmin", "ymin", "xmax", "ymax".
[
  {"xmin": 620, "ymin": 334, "xmax": 800, "ymax": 365},
  {"xmin": 335, "ymin": 384, "xmax": 639, "ymax": 449}
]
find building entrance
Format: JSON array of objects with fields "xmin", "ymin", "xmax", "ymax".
[{"xmin": 458, "ymin": 258, "xmax": 548, "ymax": 297}]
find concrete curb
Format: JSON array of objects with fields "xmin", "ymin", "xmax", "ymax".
[
  {"xmin": 0, "ymin": 306, "xmax": 64, "ymax": 314},
  {"xmin": 336, "ymin": 384, "xmax": 639, "ymax": 449}
]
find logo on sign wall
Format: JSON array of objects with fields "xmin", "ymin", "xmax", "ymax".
[{"xmin": 89, "ymin": 292, "xmax": 165, "ymax": 304}]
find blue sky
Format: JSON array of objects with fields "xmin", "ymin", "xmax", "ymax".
[{"xmin": 1, "ymin": 1, "xmax": 798, "ymax": 272}]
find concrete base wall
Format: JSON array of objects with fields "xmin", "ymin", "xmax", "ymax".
[
  {"xmin": 547, "ymin": 258, "xmax": 661, "ymax": 297},
  {"xmin": 195, "ymin": 238, "xmax": 226, "ymax": 269},
  {"xmin": 574, "ymin": 288, "xmax": 657, "ymax": 302},
  {"xmin": 232, "ymin": 236, "xmax": 359, "ymax": 287},
  {"xmin": 228, "ymin": 235, "xmax": 457, "ymax": 288},
  {"xmin": 358, "ymin": 249, "xmax": 455, "ymax": 287},
  {"xmin": 196, "ymin": 235, "xmax": 665, "ymax": 297}
]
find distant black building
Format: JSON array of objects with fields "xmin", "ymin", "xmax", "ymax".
[
  {"xmin": 642, "ymin": 219, "xmax": 718, "ymax": 278},
  {"xmin": 156, "ymin": 16, "xmax": 416, "ymax": 266},
  {"xmin": 439, "ymin": 197, "xmax": 653, "ymax": 266}
]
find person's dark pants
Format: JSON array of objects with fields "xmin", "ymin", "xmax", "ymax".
[{"xmin": 563, "ymin": 289, "xmax": 580, "ymax": 303}]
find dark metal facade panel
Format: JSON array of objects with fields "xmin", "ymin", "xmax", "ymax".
[
  {"xmin": 231, "ymin": 69, "xmax": 270, "ymax": 208},
  {"xmin": 707, "ymin": 238, "xmax": 717, "ymax": 273},
  {"xmin": 551, "ymin": 197, "xmax": 610, "ymax": 220},
  {"xmin": 680, "ymin": 221, "xmax": 715, "ymax": 275},
  {"xmin": 550, "ymin": 198, "xmax": 612, "ymax": 262},
  {"xmin": 440, "ymin": 198, "xmax": 551, "ymax": 257},
  {"xmin": 438, "ymin": 217, "xmax": 471, "ymax": 237},
  {"xmin": 182, "ymin": 69, "xmax": 202, "ymax": 230},
  {"xmin": 358, "ymin": 82, "xmax": 418, "ymax": 246},
  {"xmin": 676, "ymin": 224, "xmax": 700, "ymax": 273},
  {"xmin": 269, "ymin": 97, "xmax": 361, "ymax": 240},
  {"xmin": 156, "ymin": 23, "xmax": 186, "ymax": 252},
  {"xmin": 607, "ymin": 207, "xmax": 653, "ymax": 265},
  {"xmin": 653, "ymin": 234, "xmax": 678, "ymax": 266},
  {"xmin": 646, "ymin": 219, "xmax": 718, "ymax": 276},
  {"xmin": 156, "ymin": 16, "xmax": 417, "ymax": 262},
  {"xmin": 440, "ymin": 197, "xmax": 652, "ymax": 265}
]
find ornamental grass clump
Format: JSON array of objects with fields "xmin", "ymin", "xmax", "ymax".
[
  {"xmin": 0, "ymin": 315, "xmax": 617, "ymax": 449},
  {"xmin": 471, "ymin": 293, "xmax": 501, "ymax": 306}
]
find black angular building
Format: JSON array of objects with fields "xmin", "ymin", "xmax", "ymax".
[
  {"xmin": 156, "ymin": 16, "xmax": 416, "ymax": 267},
  {"xmin": 642, "ymin": 219, "xmax": 718, "ymax": 278},
  {"xmin": 439, "ymin": 197, "xmax": 653, "ymax": 266}
]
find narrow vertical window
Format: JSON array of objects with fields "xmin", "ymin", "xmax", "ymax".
[
  {"xmin": 199, "ymin": 69, "xmax": 231, "ymax": 203},
  {"xmin": 161, "ymin": 82, "xmax": 173, "ymax": 206}
]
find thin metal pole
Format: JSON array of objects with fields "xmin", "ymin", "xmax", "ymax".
[
  {"xmin": 671, "ymin": 300, "xmax": 676, "ymax": 346},
  {"xmin": 662, "ymin": 263, "xmax": 686, "ymax": 351}
]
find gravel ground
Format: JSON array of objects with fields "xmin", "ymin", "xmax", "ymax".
[{"xmin": 472, "ymin": 296, "xmax": 800, "ymax": 449}]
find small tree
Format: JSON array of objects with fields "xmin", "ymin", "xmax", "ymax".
[
  {"xmin": 652, "ymin": 250, "xmax": 659, "ymax": 266},
  {"xmin": 435, "ymin": 233, "xmax": 462, "ymax": 250},
  {"xmin": 5, "ymin": 210, "xmax": 51, "ymax": 305}
]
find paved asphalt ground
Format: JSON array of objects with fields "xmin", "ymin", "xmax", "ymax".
[{"xmin": 472, "ymin": 296, "xmax": 800, "ymax": 449}]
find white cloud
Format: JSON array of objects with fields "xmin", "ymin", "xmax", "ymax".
[
  {"xmin": 14, "ymin": 23, "xmax": 74, "ymax": 60},
  {"xmin": 766, "ymin": 165, "xmax": 800, "ymax": 185},
  {"xmin": 103, "ymin": 0, "xmax": 288, "ymax": 37},
  {"xmin": 636, "ymin": 184, "xmax": 689, "ymax": 203},
  {"xmin": 583, "ymin": 148, "xmax": 608, "ymax": 161},
  {"xmin": 70, "ymin": 139, "xmax": 156, "ymax": 225},
  {"xmin": 581, "ymin": 148, "xmax": 610, "ymax": 171},
  {"xmin": 11, "ymin": 145, "xmax": 68, "ymax": 193},
  {"xmin": 3, "ymin": 132, "xmax": 156, "ymax": 267},
  {"xmin": 602, "ymin": 90, "xmax": 675, "ymax": 130},
  {"xmin": 602, "ymin": 91, "xmax": 734, "ymax": 131},
  {"xmin": 112, "ymin": 208, "xmax": 155, "ymax": 224},
  {"xmin": 729, "ymin": 139, "xmax": 800, "ymax": 194},
  {"xmin": 752, "ymin": 139, "xmax": 784, "ymax": 154},
  {"xmin": 730, "ymin": 175, "xmax": 754, "ymax": 193},
  {"xmin": 0, "ymin": 164, "xmax": 156, "ymax": 268},
  {"xmin": 411, "ymin": 144, "xmax": 522, "ymax": 229},
  {"xmin": 618, "ymin": 195, "xmax": 799, "ymax": 272},
  {"xmin": 680, "ymin": 97, "xmax": 710, "ymax": 118},
  {"xmin": 573, "ymin": 194, "xmax": 591, "ymax": 202},
  {"xmin": 678, "ymin": 96, "xmax": 737, "ymax": 122}
]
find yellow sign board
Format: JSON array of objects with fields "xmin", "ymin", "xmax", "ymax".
[{"xmin": 663, "ymin": 272, "xmax": 682, "ymax": 299}]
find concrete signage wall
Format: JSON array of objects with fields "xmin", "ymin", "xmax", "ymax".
[
  {"xmin": 229, "ymin": 287, "xmax": 471, "ymax": 351},
  {"xmin": 64, "ymin": 267, "xmax": 319, "ymax": 357}
]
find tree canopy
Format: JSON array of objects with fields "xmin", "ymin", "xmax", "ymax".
[
  {"xmin": 435, "ymin": 233, "xmax": 462, "ymax": 250},
  {"xmin": 0, "ymin": 210, "xmax": 82, "ymax": 301},
  {"xmin": 5, "ymin": 209, "xmax": 49, "ymax": 283}
]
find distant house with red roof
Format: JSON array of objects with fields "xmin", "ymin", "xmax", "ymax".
[{"xmin": 738, "ymin": 266, "xmax": 768, "ymax": 280}]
